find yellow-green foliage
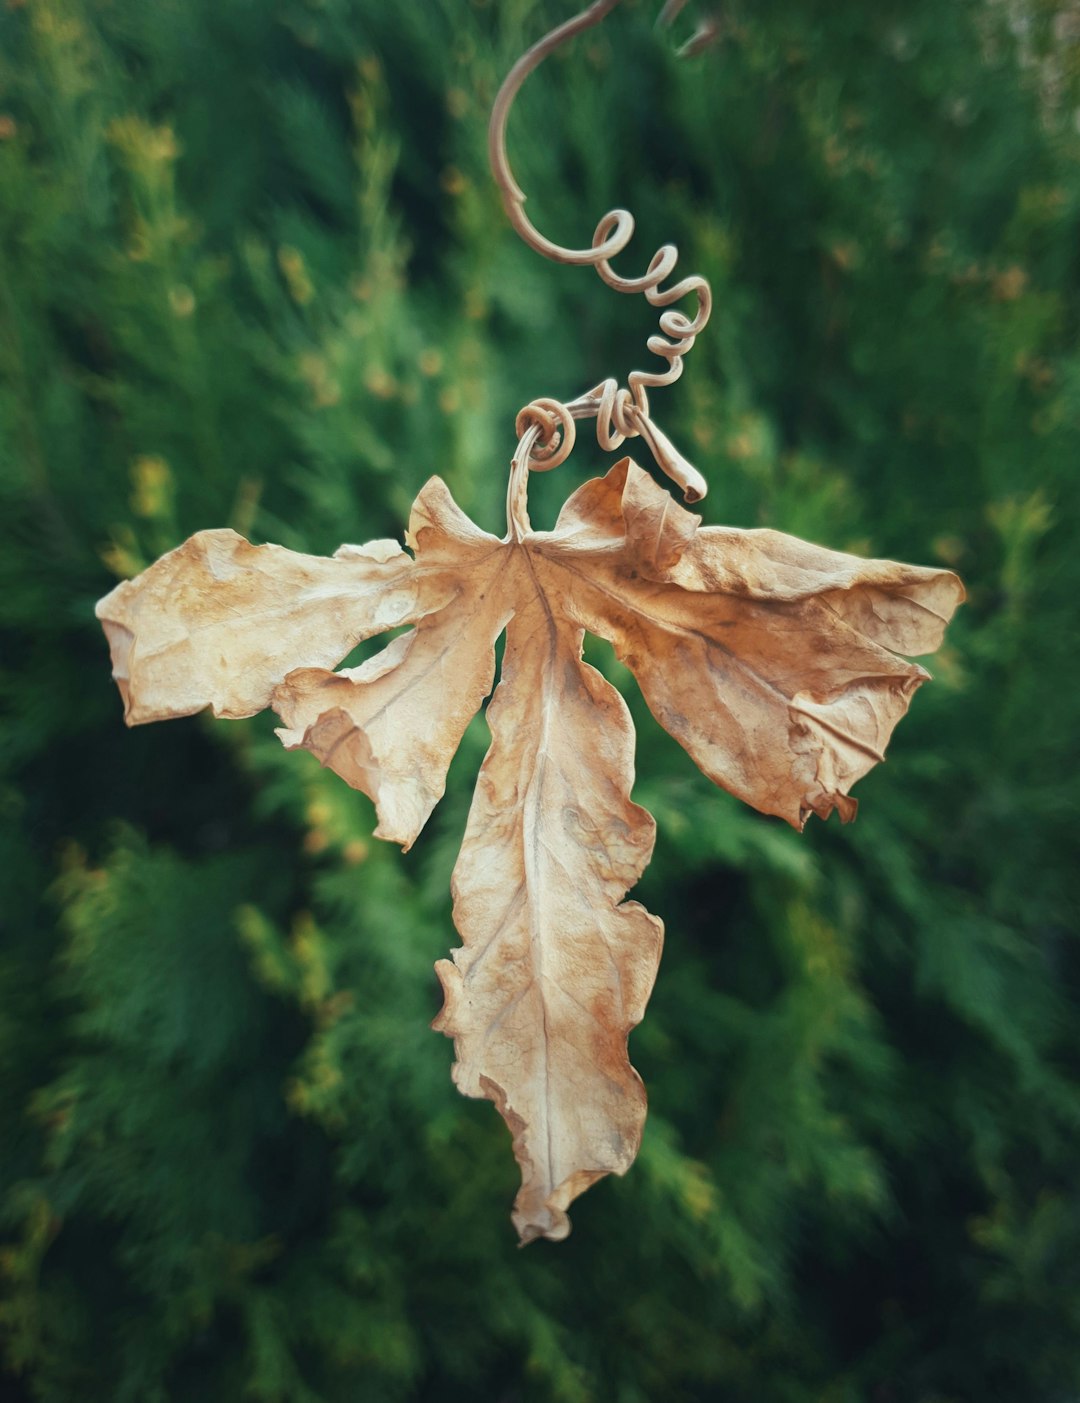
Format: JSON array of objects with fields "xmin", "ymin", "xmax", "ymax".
[{"xmin": 1, "ymin": 1, "xmax": 1078, "ymax": 1399}]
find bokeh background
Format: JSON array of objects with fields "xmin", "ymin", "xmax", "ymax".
[{"xmin": 2, "ymin": 0, "xmax": 1079, "ymax": 1398}]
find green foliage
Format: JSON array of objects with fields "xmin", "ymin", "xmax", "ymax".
[{"xmin": 1, "ymin": 0, "xmax": 1078, "ymax": 1398}]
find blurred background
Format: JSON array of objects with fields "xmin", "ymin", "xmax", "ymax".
[{"xmin": 1, "ymin": 0, "xmax": 1078, "ymax": 1398}]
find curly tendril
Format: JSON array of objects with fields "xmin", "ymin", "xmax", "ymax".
[{"xmin": 489, "ymin": 0, "xmax": 713, "ymax": 503}]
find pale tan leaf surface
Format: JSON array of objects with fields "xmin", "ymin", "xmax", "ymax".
[
  {"xmin": 95, "ymin": 529, "xmax": 423, "ymax": 724},
  {"xmin": 273, "ymin": 591, "xmax": 510, "ymax": 850},
  {"xmin": 97, "ymin": 458, "xmax": 962, "ymax": 1242},
  {"xmin": 272, "ymin": 479, "xmax": 509, "ymax": 850},
  {"xmin": 433, "ymin": 603, "xmax": 663, "ymax": 1244}
]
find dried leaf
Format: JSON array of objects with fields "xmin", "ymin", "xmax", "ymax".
[
  {"xmin": 97, "ymin": 529, "xmax": 422, "ymax": 724},
  {"xmin": 433, "ymin": 610, "xmax": 662, "ymax": 1243},
  {"xmin": 96, "ymin": 458, "xmax": 963, "ymax": 1241}
]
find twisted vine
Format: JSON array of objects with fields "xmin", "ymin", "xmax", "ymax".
[{"xmin": 490, "ymin": 0, "xmax": 713, "ymax": 503}]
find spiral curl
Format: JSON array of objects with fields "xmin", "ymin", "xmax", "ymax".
[
  {"xmin": 518, "ymin": 216, "xmax": 713, "ymax": 502},
  {"xmin": 514, "ymin": 397, "xmax": 577, "ymax": 470},
  {"xmin": 489, "ymin": 0, "xmax": 713, "ymax": 502},
  {"xmin": 591, "ymin": 213, "xmax": 712, "ymax": 418}
]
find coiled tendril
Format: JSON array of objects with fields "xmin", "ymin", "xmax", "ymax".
[{"xmin": 491, "ymin": 0, "xmax": 713, "ymax": 503}]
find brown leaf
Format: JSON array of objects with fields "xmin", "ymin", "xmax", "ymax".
[
  {"xmin": 96, "ymin": 459, "xmax": 963, "ymax": 1241},
  {"xmin": 434, "ymin": 606, "xmax": 662, "ymax": 1244},
  {"xmin": 540, "ymin": 461, "xmax": 963, "ymax": 826}
]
